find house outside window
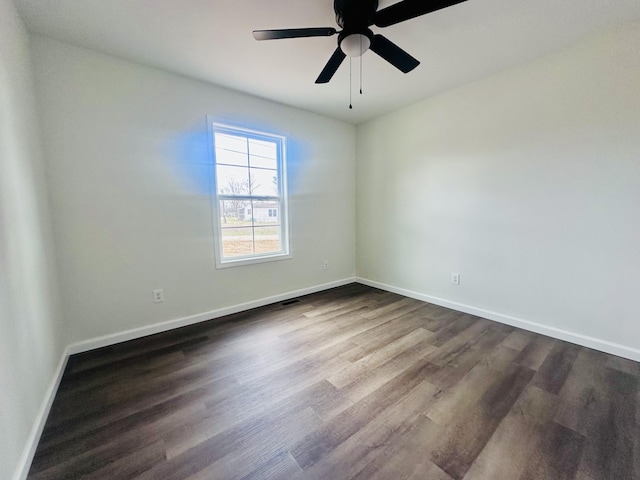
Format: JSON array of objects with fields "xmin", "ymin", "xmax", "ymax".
[{"xmin": 210, "ymin": 121, "xmax": 290, "ymax": 267}]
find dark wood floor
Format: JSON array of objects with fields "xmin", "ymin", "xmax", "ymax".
[{"xmin": 28, "ymin": 284, "xmax": 639, "ymax": 480}]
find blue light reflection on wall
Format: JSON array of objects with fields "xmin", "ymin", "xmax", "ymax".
[
  {"xmin": 172, "ymin": 119, "xmax": 308, "ymax": 196},
  {"xmin": 172, "ymin": 129, "xmax": 212, "ymax": 195}
]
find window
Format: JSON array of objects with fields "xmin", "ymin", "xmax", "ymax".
[{"xmin": 210, "ymin": 122, "xmax": 290, "ymax": 267}]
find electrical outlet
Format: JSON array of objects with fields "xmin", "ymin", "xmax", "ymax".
[
  {"xmin": 323, "ymin": 260, "xmax": 329, "ymax": 270},
  {"xmin": 451, "ymin": 273, "xmax": 460, "ymax": 285},
  {"xmin": 153, "ymin": 289, "xmax": 164, "ymax": 303}
]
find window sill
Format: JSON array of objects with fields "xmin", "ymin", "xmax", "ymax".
[{"xmin": 215, "ymin": 252, "xmax": 292, "ymax": 269}]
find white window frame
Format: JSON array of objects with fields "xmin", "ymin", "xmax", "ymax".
[{"xmin": 209, "ymin": 120, "xmax": 291, "ymax": 268}]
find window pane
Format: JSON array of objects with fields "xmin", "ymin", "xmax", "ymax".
[
  {"xmin": 250, "ymin": 155, "xmax": 277, "ymax": 170},
  {"xmin": 216, "ymin": 165, "xmax": 249, "ymax": 195},
  {"xmin": 221, "ymin": 227, "xmax": 253, "ymax": 258},
  {"xmin": 249, "ymin": 139, "xmax": 278, "ymax": 170},
  {"xmin": 249, "ymin": 168, "xmax": 278, "ymax": 196},
  {"xmin": 248, "ymin": 139, "xmax": 277, "ymax": 169},
  {"xmin": 254, "ymin": 226, "xmax": 281, "ymax": 254},
  {"xmin": 215, "ymin": 148, "xmax": 248, "ymax": 167},
  {"xmin": 252, "ymin": 200, "xmax": 280, "ymax": 225},
  {"xmin": 215, "ymin": 133, "xmax": 247, "ymax": 154},
  {"xmin": 219, "ymin": 200, "xmax": 250, "ymax": 224}
]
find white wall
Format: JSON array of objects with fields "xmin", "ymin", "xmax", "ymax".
[
  {"xmin": 0, "ymin": 1, "xmax": 63, "ymax": 479},
  {"xmin": 30, "ymin": 36, "xmax": 357, "ymax": 345},
  {"xmin": 357, "ymin": 22, "xmax": 640, "ymax": 358}
]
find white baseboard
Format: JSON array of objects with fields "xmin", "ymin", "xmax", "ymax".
[
  {"xmin": 13, "ymin": 346, "xmax": 70, "ymax": 480},
  {"xmin": 357, "ymin": 277, "xmax": 640, "ymax": 362},
  {"xmin": 67, "ymin": 277, "xmax": 357, "ymax": 355}
]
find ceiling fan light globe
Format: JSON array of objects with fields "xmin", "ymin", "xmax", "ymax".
[{"xmin": 340, "ymin": 33, "xmax": 370, "ymax": 57}]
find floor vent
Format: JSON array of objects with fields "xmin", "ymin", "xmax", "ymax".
[{"xmin": 282, "ymin": 299, "xmax": 300, "ymax": 306}]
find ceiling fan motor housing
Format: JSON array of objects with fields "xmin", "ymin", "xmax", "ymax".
[{"xmin": 334, "ymin": 0, "xmax": 378, "ymax": 30}]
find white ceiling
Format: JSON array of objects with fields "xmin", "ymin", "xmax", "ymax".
[{"xmin": 15, "ymin": 0, "xmax": 640, "ymax": 124}]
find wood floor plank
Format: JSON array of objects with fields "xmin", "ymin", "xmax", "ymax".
[
  {"xmin": 298, "ymin": 380, "xmax": 442, "ymax": 480},
  {"xmin": 234, "ymin": 317, "xmax": 389, "ymax": 385},
  {"xmin": 30, "ymin": 441, "xmax": 168, "ymax": 480},
  {"xmin": 502, "ymin": 329, "xmax": 536, "ymax": 351},
  {"xmin": 360, "ymin": 296, "xmax": 425, "ymax": 320},
  {"xmin": 340, "ymin": 314, "xmax": 427, "ymax": 362},
  {"xmin": 430, "ymin": 363, "xmax": 535, "ymax": 479},
  {"xmin": 238, "ymin": 451, "xmax": 303, "ymax": 480},
  {"xmin": 575, "ymin": 367, "xmax": 637, "ymax": 479},
  {"xmin": 554, "ymin": 348, "xmax": 638, "ymax": 479},
  {"xmin": 424, "ymin": 321, "xmax": 513, "ymax": 389},
  {"xmin": 81, "ymin": 440, "xmax": 167, "ymax": 480},
  {"xmin": 518, "ymin": 422, "xmax": 585, "ymax": 480},
  {"xmin": 289, "ymin": 358, "xmax": 439, "ymax": 470},
  {"xmin": 134, "ymin": 402, "xmax": 320, "ymax": 480},
  {"xmin": 351, "ymin": 415, "xmax": 453, "ymax": 480},
  {"xmin": 58, "ymin": 349, "xmax": 189, "ymax": 398},
  {"xmin": 36, "ymin": 371, "xmax": 238, "ymax": 454},
  {"xmin": 31, "ymin": 396, "xmax": 208, "ymax": 475},
  {"xmin": 326, "ymin": 327, "xmax": 432, "ymax": 389},
  {"xmin": 209, "ymin": 406, "xmax": 320, "ymax": 480},
  {"xmin": 224, "ymin": 341, "xmax": 356, "ymax": 409},
  {"xmin": 313, "ymin": 337, "xmax": 438, "ymax": 419},
  {"xmin": 424, "ymin": 312, "xmax": 477, "ymax": 347},
  {"xmin": 27, "ymin": 284, "xmax": 640, "ymax": 480},
  {"xmin": 606, "ymin": 354, "xmax": 640, "ymax": 377},
  {"xmin": 425, "ymin": 344, "xmax": 519, "ymax": 425},
  {"xmin": 513, "ymin": 334, "xmax": 557, "ymax": 370},
  {"xmin": 417, "ymin": 304, "xmax": 467, "ymax": 333},
  {"xmin": 164, "ymin": 380, "xmax": 335, "ymax": 460},
  {"xmin": 531, "ymin": 340, "xmax": 581, "ymax": 394},
  {"xmin": 463, "ymin": 384, "xmax": 558, "ymax": 480},
  {"xmin": 63, "ymin": 323, "xmax": 208, "ymax": 373}
]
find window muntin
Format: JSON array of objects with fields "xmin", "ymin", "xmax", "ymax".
[{"xmin": 211, "ymin": 123, "xmax": 289, "ymax": 267}]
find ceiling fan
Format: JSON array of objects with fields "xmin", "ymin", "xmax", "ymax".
[{"xmin": 253, "ymin": 0, "xmax": 468, "ymax": 84}]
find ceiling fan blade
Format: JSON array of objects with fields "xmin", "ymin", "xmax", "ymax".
[
  {"xmin": 315, "ymin": 47, "xmax": 347, "ymax": 84},
  {"xmin": 374, "ymin": 0, "xmax": 468, "ymax": 28},
  {"xmin": 253, "ymin": 27, "xmax": 337, "ymax": 41},
  {"xmin": 369, "ymin": 34, "xmax": 419, "ymax": 73}
]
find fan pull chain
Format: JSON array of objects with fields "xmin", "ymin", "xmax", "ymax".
[
  {"xmin": 360, "ymin": 35, "xmax": 363, "ymax": 94},
  {"xmin": 349, "ymin": 57, "xmax": 353, "ymax": 109}
]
